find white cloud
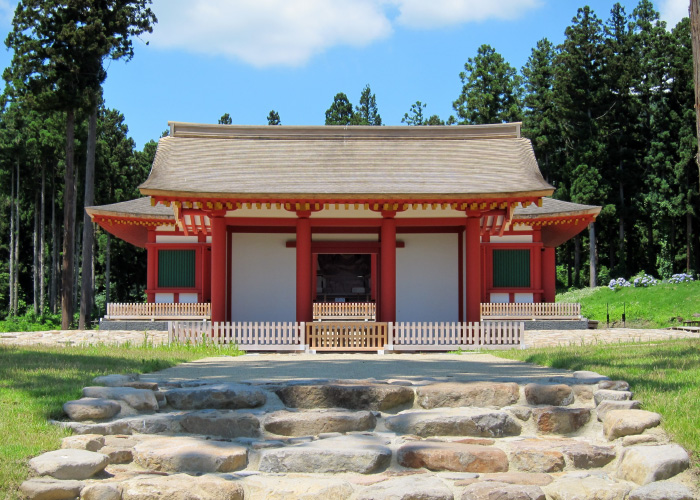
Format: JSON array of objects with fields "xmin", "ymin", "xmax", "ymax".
[
  {"xmin": 149, "ymin": 0, "xmax": 392, "ymax": 67},
  {"xmin": 659, "ymin": 0, "xmax": 689, "ymax": 28},
  {"xmin": 389, "ymin": 0, "xmax": 543, "ymax": 29},
  {"xmin": 149, "ymin": 0, "xmax": 542, "ymax": 67}
]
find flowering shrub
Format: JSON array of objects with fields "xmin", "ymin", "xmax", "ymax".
[
  {"xmin": 668, "ymin": 273, "xmax": 695, "ymax": 284},
  {"xmin": 632, "ymin": 273, "xmax": 658, "ymax": 287},
  {"xmin": 608, "ymin": 278, "xmax": 631, "ymax": 290}
]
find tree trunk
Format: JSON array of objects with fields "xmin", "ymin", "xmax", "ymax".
[
  {"xmin": 618, "ymin": 173, "xmax": 625, "ymax": 276},
  {"xmin": 647, "ymin": 222, "xmax": 655, "ymax": 272},
  {"xmin": 40, "ymin": 164, "xmax": 46, "ymax": 315},
  {"xmin": 567, "ymin": 242, "xmax": 572, "ymax": 288},
  {"xmin": 574, "ymin": 235, "xmax": 581, "ymax": 287},
  {"xmin": 105, "ymin": 233, "xmax": 111, "ymax": 310},
  {"xmin": 690, "ymin": 0, "xmax": 700, "ymax": 192},
  {"xmin": 73, "ymin": 221, "xmax": 80, "ymax": 316},
  {"xmin": 14, "ymin": 159, "xmax": 20, "ymax": 315},
  {"xmin": 687, "ymin": 212, "xmax": 693, "ymax": 273},
  {"xmin": 79, "ymin": 105, "xmax": 97, "ymax": 329},
  {"xmin": 8, "ymin": 160, "xmax": 14, "ymax": 316},
  {"xmin": 50, "ymin": 179, "xmax": 57, "ymax": 314},
  {"xmin": 61, "ymin": 108, "xmax": 76, "ymax": 330},
  {"xmin": 589, "ymin": 222, "xmax": 597, "ymax": 287},
  {"xmin": 33, "ymin": 188, "xmax": 39, "ymax": 315}
]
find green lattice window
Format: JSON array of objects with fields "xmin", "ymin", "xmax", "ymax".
[
  {"xmin": 158, "ymin": 250, "xmax": 195, "ymax": 288},
  {"xmin": 493, "ymin": 249, "xmax": 530, "ymax": 288}
]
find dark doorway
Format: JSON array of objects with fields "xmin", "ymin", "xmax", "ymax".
[{"xmin": 316, "ymin": 254, "xmax": 371, "ymax": 302}]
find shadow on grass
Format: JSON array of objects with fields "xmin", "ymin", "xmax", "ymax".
[{"xmin": 0, "ymin": 345, "xmax": 191, "ymax": 419}]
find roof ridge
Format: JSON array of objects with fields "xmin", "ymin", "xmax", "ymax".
[{"xmin": 167, "ymin": 122, "xmax": 522, "ymax": 141}]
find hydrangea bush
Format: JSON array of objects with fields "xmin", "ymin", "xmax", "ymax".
[
  {"xmin": 668, "ymin": 273, "xmax": 695, "ymax": 284},
  {"xmin": 632, "ymin": 273, "xmax": 658, "ymax": 287},
  {"xmin": 608, "ymin": 278, "xmax": 631, "ymax": 290}
]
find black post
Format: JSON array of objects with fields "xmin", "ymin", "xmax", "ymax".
[
  {"xmin": 607, "ymin": 303, "xmax": 610, "ymax": 328},
  {"xmin": 622, "ymin": 302, "xmax": 626, "ymax": 327}
]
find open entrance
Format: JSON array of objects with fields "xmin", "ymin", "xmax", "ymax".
[{"xmin": 315, "ymin": 254, "xmax": 372, "ymax": 303}]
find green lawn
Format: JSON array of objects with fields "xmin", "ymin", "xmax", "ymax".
[
  {"xmin": 0, "ymin": 342, "xmax": 242, "ymax": 500},
  {"xmin": 493, "ymin": 338, "xmax": 700, "ymax": 472},
  {"xmin": 557, "ymin": 281, "xmax": 700, "ymax": 328}
]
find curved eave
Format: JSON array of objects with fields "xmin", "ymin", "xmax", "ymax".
[
  {"xmin": 513, "ymin": 208, "xmax": 600, "ymax": 248},
  {"xmin": 139, "ymin": 189, "xmax": 555, "ymax": 202},
  {"xmin": 88, "ymin": 213, "xmax": 176, "ymax": 247}
]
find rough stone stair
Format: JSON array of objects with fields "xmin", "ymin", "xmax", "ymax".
[{"xmin": 20, "ymin": 372, "xmax": 696, "ymax": 500}]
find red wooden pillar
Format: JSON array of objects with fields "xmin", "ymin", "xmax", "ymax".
[
  {"xmin": 312, "ymin": 253, "xmax": 318, "ymax": 302},
  {"xmin": 370, "ymin": 254, "xmax": 377, "ymax": 302},
  {"xmin": 210, "ymin": 216, "xmax": 227, "ymax": 323},
  {"xmin": 296, "ymin": 215, "xmax": 312, "ymax": 322},
  {"xmin": 533, "ymin": 246, "xmax": 543, "ymax": 303},
  {"xmin": 465, "ymin": 215, "xmax": 481, "ymax": 322},
  {"xmin": 380, "ymin": 215, "xmax": 396, "ymax": 322},
  {"xmin": 543, "ymin": 247, "xmax": 556, "ymax": 303},
  {"xmin": 146, "ymin": 229, "xmax": 156, "ymax": 302}
]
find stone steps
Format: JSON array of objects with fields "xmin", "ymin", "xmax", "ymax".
[{"xmin": 22, "ymin": 372, "xmax": 696, "ymax": 500}]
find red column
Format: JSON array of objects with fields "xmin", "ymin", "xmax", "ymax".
[
  {"xmin": 543, "ymin": 247, "xmax": 556, "ymax": 303},
  {"xmin": 210, "ymin": 216, "xmax": 227, "ymax": 323},
  {"xmin": 296, "ymin": 216, "xmax": 312, "ymax": 322},
  {"xmin": 380, "ymin": 215, "xmax": 396, "ymax": 322},
  {"xmin": 312, "ymin": 253, "xmax": 318, "ymax": 302},
  {"xmin": 465, "ymin": 216, "xmax": 481, "ymax": 322},
  {"xmin": 370, "ymin": 254, "xmax": 377, "ymax": 302},
  {"xmin": 146, "ymin": 229, "xmax": 156, "ymax": 302},
  {"xmin": 533, "ymin": 245, "xmax": 543, "ymax": 302}
]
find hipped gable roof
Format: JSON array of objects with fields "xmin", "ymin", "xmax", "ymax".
[{"xmin": 139, "ymin": 122, "xmax": 554, "ymax": 200}]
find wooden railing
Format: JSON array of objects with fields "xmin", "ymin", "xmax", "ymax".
[
  {"xmin": 168, "ymin": 321, "xmax": 304, "ymax": 351},
  {"xmin": 390, "ymin": 321, "xmax": 524, "ymax": 351},
  {"xmin": 480, "ymin": 302, "xmax": 581, "ymax": 320},
  {"xmin": 106, "ymin": 303, "xmax": 211, "ymax": 320},
  {"xmin": 307, "ymin": 322, "xmax": 387, "ymax": 351},
  {"xmin": 313, "ymin": 302, "xmax": 376, "ymax": 321}
]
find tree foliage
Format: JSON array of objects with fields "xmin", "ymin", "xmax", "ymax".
[{"xmin": 453, "ymin": 44, "xmax": 523, "ymax": 124}]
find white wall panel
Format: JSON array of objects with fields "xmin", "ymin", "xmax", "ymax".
[
  {"xmin": 179, "ymin": 293, "xmax": 199, "ymax": 303},
  {"xmin": 155, "ymin": 293, "xmax": 174, "ymax": 303},
  {"xmin": 155, "ymin": 235, "xmax": 199, "ymax": 243},
  {"xmin": 231, "ymin": 233, "xmax": 295, "ymax": 321},
  {"xmin": 490, "ymin": 234, "xmax": 533, "ymax": 244},
  {"xmin": 396, "ymin": 233, "xmax": 459, "ymax": 322},
  {"xmin": 490, "ymin": 293, "xmax": 510, "ymax": 303},
  {"xmin": 514, "ymin": 293, "xmax": 534, "ymax": 303}
]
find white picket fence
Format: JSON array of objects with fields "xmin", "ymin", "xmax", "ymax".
[
  {"xmin": 390, "ymin": 321, "xmax": 524, "ymax": 351},
  {"xmin": 168, "ymin": 321, "xmax": 305, "ymax": 351},
  {"xmin": 169, "ymin": 320, "xmax": 524, "ymax": 352}
]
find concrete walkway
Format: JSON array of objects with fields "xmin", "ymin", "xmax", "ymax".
[{"xmin": 139, "ymin": 352, "xmax": 578, "ymax": 385}]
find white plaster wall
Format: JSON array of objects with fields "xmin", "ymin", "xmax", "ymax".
[
  {"xmin": 179, "ymin": 293, "xmax": 199, "ymax": 303},
  {"xmin": 396, "ymin": 233, "xmax": 459, "ymax": 322},
  {"xmin": 514, "ymin": 293, "xmax": 534, "ymax": 303},
  {"xmin": 155, "ymin": 293, "xmax": 174, "ymax": 303},
  {"xmin": 490, "ymin": 293, "xmax": 510, "ymax": 303},
  {"xmin": 231, "ymin": 233, "xmax": 295, "ymax": 321},
  {"xmin": 155, "ymin": 235, "xmax": 199, "ymax": 243},
  {"xmin": 490, "ymin": 234, "xmax": 533, "ymax": 244}
]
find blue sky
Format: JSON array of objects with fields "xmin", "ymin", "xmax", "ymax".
[{"xmin": 0, "ymin": 0, "xmax": 689, "ymax": 149}]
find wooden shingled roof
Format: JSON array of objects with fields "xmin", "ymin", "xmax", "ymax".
[{"xmin": 139, "ymin": 122, "xmax": 554, "ymax": 200}]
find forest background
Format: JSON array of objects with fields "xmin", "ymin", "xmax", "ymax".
[{"xmin": 0, "ymin": 0, "xmax": 698, "ymax": 328}]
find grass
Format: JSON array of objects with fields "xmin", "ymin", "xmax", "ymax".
[
  {"xmin": 557, "ymin": 281, "xmax": 700, "ymax": 328},
  {"xmin": 492, "ymin": 338, "xmax": 700, "ymax": 472},
  {"xmin": 0, "ymin": 340, "xmax": 243, "ymax": 500}
]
